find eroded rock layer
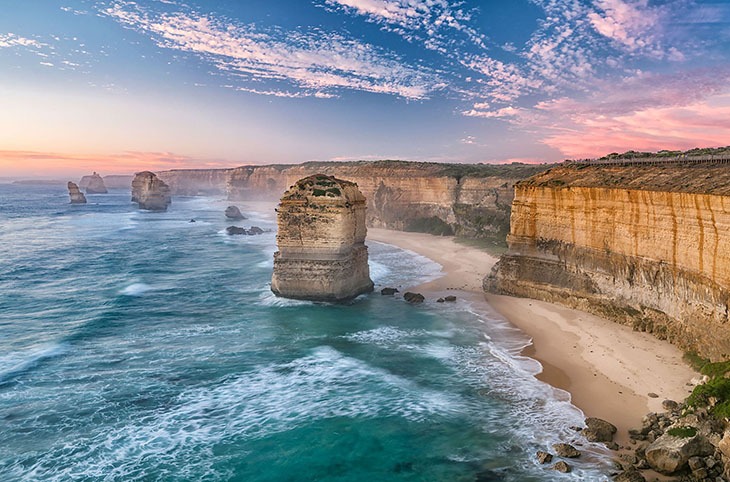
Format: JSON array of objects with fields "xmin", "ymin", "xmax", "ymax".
[
  {"xmin": 158, "ymin": 161, "xmax": 549, "ymax": 238},
  {"xmin": 131, "ymin": 171, "xmax": 171, "ymax": 211},
  {"xmin": 486, "ymin": 164, "xmax": 730, "ymax": 360},
  {"xmin": 271, "ymin": 174, "xmax": 373, "ymax": 301}
]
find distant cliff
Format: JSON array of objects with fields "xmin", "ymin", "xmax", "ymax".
[
  {"xmin": 158, "ymin": 161, "xmax": 549, "ymax": 238},
  {"xmin": 486, "ymin": 162, "xmax": 730, "ymax": 361}
]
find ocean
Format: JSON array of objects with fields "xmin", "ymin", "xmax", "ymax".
[{"xmin": 0, "ymin": 184, "xmax": 611, "ymax": 481}]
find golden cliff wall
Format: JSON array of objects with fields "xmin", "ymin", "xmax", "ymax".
[{"xmin": 486, "ymin": 164, "xmax": 730, "ymax": 360}]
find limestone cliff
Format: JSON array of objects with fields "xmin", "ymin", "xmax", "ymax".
[
  {"xmin": 158, "ymin": 161, "xmax": 548, "ymax": 238},
  {"xmin": 486, "ymin": 163, "xmax": 730, "ymax": 360},
  {"xmin": 271, "ymin": 174, "xmax": 373, "ymax": 301},
  {"xmin": 131, "ymin": 171, "xmax": 171, "ymax": 211},
  {"xmin": 67, "ymin": 182, "xmax": 87, "ymax": 204},
  {"xmin": 79, "ymin": 172, "xmax": 108, "ymax": 194},
  {"xmin": 102, "ymin": 175, "xmax": 134, "ymax": 189}
]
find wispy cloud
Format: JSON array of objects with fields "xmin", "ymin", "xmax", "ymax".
[
  {"xmin": 0, "ymin": 33, "xmax": 44, "ymax": 49},
  {"xmin": 101, "ymin": 1, "xmax": 442, "ymax": 99}
]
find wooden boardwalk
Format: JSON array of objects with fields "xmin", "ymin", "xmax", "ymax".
[{"xmin": 569, "ymin": 154, "xmax": 730, "ymax": 167}]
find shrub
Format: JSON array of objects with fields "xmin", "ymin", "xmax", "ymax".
[
  {"xmin": 667, "ymin": 426, "xmax": 697, "ymax": 438},
  {"xmin": 405, "ymin": 216, "xmax": 454, "ymax": 236}
]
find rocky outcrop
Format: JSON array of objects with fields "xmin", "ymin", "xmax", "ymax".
[
  {"xmin": 157, "ymin": 161, "xmax": 549, "ymax": 239},
  {"xmin": 225, "ymin": 205, "xmax": 245, "ymax": 220},
  {"xmin": 486, "ymin": 163, "xmax": 730, "ymax": 361},
  {"xmin": 79, "ymin": 172, "xmax": 107, "ymax": 194},
  {"xmin": 67, "ymin": 182, "xmax": 87, "ymax": 204},
  {"xmin": 131, "ymin": 171, "xmax": 171, "ymax": 211},
  {"xmin": 271, "ymin": 174, "xmax": 374, "ymax": 301}
]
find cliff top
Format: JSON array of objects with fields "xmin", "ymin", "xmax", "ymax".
[
  {"xmin": 520, "ymin": 163, "xmax": 730, "ymax": 195},
  {"xmin": 281, "ymin": 174, "xmax": 365, "ymax": 202}
]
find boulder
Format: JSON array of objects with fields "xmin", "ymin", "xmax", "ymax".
[
  {"xmin": 444, "ymin": 295, "xmax": 457, "ymax": 302},
  {"xmin": 551, "ymin": 461, "xmax": 571, "ymax": 473},
  {"xmin": 614, "ymin": 467, "xmax": 646, "ymax": 482},
  {"xmin": 67, "ymin": 182, "xmax": 87, "ymax": 204},
  {"xmin": 552, "ymin": 443, "xmax": 581, "ymax": 458},
  {"xmin": 661, "ymin": 400, "xmax": 679, "ymax": 411},
  {"xmin": 79, "ymin": 172, "xmax": 107, "ymax": 194},
  {"xmin": 227, "ymin": 226, "xmax": 246, "ymax": 235},
  {"xmin": 536, "ymin": 451, "xmax": 552, "ymax": 464},
  {"xmin": 248, "ymin": 226, "xmax": 264, "ymax": 235},
  {"xmin": 436, "ymin": 298, "xmax": 445, "ymax": 303},
  {"xmin": 131, "ymin": 171, "xmax": 171, "ymax": 211},
  {"xmin": 404, "ymin": 292, "xmax": 425, "ymax": 304},
  {"xmin": 584, "ymin": 417, "xmax": 617, "ymax": 442},
  {"xmin": 381, "ymin": 288, "xmax": 399, "ymax": 295},
  {"xmin": 645, "ymin": 431, "xmax": 714, "ymax": 474},
  {"xmin": 225, "ymin": 205, "xmax": 246, "ymax": 220},
  {"xmin": 717, "ymin": 430, "xmax": 730, "ymax": 458}
]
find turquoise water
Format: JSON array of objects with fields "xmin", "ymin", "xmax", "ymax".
[{"xmin": 0, "ymin": 184, "xmax": 611, "ymax": 481}]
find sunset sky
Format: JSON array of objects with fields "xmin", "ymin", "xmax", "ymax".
[{"xmin": 2, "ymin": 0, "xmax": 729, "ymax": 177}]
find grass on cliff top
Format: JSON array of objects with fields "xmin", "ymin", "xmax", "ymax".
[{"xmin": 597, "ymin": 146, "xmax": 730, "ymax": 160}]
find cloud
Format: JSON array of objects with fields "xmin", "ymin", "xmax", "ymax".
[
  {"xmin": 102, "ymin": 1, "xmax": 441, "ymax": 99},
  {"xmin": 587, "ymin": 0, "xmax": 665, "ymax": 57},
  {"xmin": 0, "ymin": 33, "xmax": 44, "ymax": 49}
]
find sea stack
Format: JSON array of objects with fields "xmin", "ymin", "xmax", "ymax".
[
  {"xmin": 131, "ymin": 171, "xmax": 171, "ymax": 211},
  {"xmin": 271, "ymin": 174, "xmax": 374, "ymax": 301},
  {"xmin": 67, "ymin": 182, "xmax": 87, "ymax": 204},
  {"xmin": 79, "ymin": 172, "xmax": 108, "ymax": 194}
]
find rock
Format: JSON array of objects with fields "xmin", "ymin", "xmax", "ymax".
[
  {"xmin": 436, "ymin": 298, "xmax": 445, "ymax": 303},
  {"xmin": 718, "ymin": 430, "xmax": 730, "ymax": 459},
  {"xmin": 271, "ymin": 174, "xmax": 374, "ymax": 301},
  {"xmin": 226, "ymin": 226, "xmax": 246, "ymax": 235},
  {"xmin": 248, "ymin": 226, "xmax": 264, "ymax": 235},
  {"xmin": 225, "ymin": 205, "xmax": 246, "ymax": 220},
  {"xmin": 404, "ymin": 292, "xmax": 425, "ymax": 304},
  {"xmin": 381, "ymin": 287, "xmax": 399, "ymax": 295},
  {"xmin": 79, "ymin": 172, "xmax": 107, "ymax": 194},
  {"xmin": 584, "ymin": 417, "xmax": 618, "ymax": 442},
  {"xmin": 645, "ymin": 431, "xmax": 714, "ymax": 474},
  {"xmin": 67, "ymin": 182, "xmax": 87, "ymax": 204},
  {"xmin": 606, "ymin": 442, "xmax": 619, "ymax": 450},
  {"xmin": 662, "ymin": 399, "xmax": 679, "ymax": 411},
  {"xmin": 189, "ymin": 219, "xmax": 196, "ymax": 223},
  {"xmin": 552, "ymin": 443, "xmax": 581, "ymax": 458},
  {"xmin": 688, "ymin": 456, "xmax": 705, "ymax": 471},
  {"xmin": 131, "ymin": 171, "xmax": 171, "ymax": 211},
  {"xmin": 648, "ymin": 392, "xmax": 659, "ymax": 398},
  {"xmin": 444, "ymin": 295, "xmax": 457, "ymax": 302},
  {"xmin": 614, "ymin": 467, "xmax": 646, "ymax": 482},
  {"xmin": 552, "ymin": 461, "xmax": 571, "ymax": 473},
  {"xmin": 536, "ymin": 451, "xmax": 553, "ymax": 464}
]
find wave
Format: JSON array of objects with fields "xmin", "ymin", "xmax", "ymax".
[
  {"xmin": 0, "ymin": 343, "xmax": 67, "ymax": 384},
  {"xmin": 119, "ymin": 283, "xmax": 153, "ymax": 296}
]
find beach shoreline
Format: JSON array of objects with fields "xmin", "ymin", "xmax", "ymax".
[{"xmin": 367, "ymin": 228, "xmax": 698, "ymax": 446}]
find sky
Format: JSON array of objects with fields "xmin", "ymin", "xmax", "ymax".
[{"xmin": 1, "ymin": 0, "xmax": 730, "ymax": 177}]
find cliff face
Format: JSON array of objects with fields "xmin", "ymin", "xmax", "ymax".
[
  {"xmin": 131, "ymin": 171, "xmax": 172, "ymax": 211},
  {"xmin": 271, "ymin": 174, "xmax": 373, "ymax": 301},
  {"xmin": 158, "ymin": 169, "xmax": 233, "ymax": 196},
  {"xmin": 486, "ymin": 164, "xmax": 730, "ymax": 360},
  {"xmin": 158, "ymin": 161, "xmax": 546, "ymax": 238}
]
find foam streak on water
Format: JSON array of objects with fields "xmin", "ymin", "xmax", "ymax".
[{"xmin": 0, "ymin": 185, "xmax": 611, "ymax": 481}]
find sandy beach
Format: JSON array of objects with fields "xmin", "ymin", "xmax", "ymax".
[{"xmin": 368, "ymin": 228, "xmax": 698, "ymax": 445}]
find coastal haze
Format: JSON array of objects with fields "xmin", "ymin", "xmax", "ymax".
[{"xmin": 4, "ymin": 1, "xmax": 730, "ymax": 482}]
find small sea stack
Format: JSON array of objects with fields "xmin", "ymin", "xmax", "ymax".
[
  {"xmin": 271, "ymin": 174, "xmax": 374, "ymax": 301},
  {"xmin": 79, "ymin": 172, "xmax": 108, "ymax": 194},
  {"xmin": 225, "ymin": 205, "xmax": 246, "ymax": 220},
  {"xmin": 67, "ymin": 182, "xmax": 87, "ymax": 204},
  {"xmin": 131, "ymin": 171, "xmax": 171, "ymax": 211}
]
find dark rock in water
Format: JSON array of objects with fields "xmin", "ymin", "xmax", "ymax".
[
  {"xmin": 614, "ymin": 467, "xmax": 646, "ymax": 482},
  {"xmin": 436, "ymin": 298, "xmax": 445, "ymax": 303},
  {"xmin": 474, "ymin": 469, "xmax": 507, "ymax": 481},
  {"xmin": 226, "ymin": 226, "xmax": 265, "ymax": 236},
  {"xmin": 189, "ymin": 219, "xmax": 196, "ymax": 223},
  {"xmin": 552, "ymin": 443, "xmax": 581, "ymax": 458},
  {"xmin": 225, "ymin": 205, "xmax": 246, "ymax": 220},
  {"xmin": 79, "ymin": 172, "xmax": 108, "ymax": 194},
  {"xmin": 67, "ymin": 182, "xmax": 87, "ymax": 204},
  {"xmin": 226, "ymin": 226, "xmax": 247, "ymax": 235},
  {"xmin": 584, "ymin": 417, "xmax": 617, "ymax": 442},
  {"xmin": 536, "ymin": 451, "xmax": 553, "ymax": 464},
  {"xmin": 404, "ymin": 292, "xmax": 425, "ymax": 303},
  {"xmin": 131, "ymin": 171, "xmax": 171, "ymax": 211},
  {"xmin": 381, "ymin": 287, "xmax": 399, "ymax": 295},
  {"xmin": 444, "ymin": 295, "xmax": 457, "ymax": 302},
  {"xmin": 552, "ymin": 461, "xmax": 571, "ymax": 473},
  {"xmin": 392, "ymin": 461, "xmax": 413, "ymax": 473}
]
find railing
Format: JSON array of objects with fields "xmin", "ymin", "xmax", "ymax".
[{"xmin": 568, "ymin": 154, "xmax": 730, "ymax": 166}]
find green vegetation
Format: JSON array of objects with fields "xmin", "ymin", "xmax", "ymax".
[
  {"xmin": 685, "ymin": 353, "xmax": 730, "ymax": 419},
  {"xmin": 455, "ymin": 234, "xmax": 508, "ymax": 257},
  {"xmin": 598, "ymin": 146, "xmax": 730, "ymax": 160},
  {"xmin": 667, "ymin": 426, "xmax": 697, "ymax": 438},
  {"xmin": 404, "ymin": 216, "xmax": 454, "ymax": 236}
]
